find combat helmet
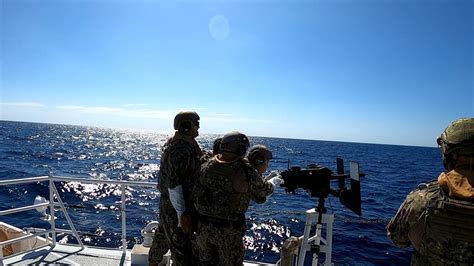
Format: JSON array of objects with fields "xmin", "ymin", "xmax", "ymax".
[
  {"xmin": 220, "ymin": 131, "xmax": 250, "ymax": 156},
  {"xmin": 247, "ymin": 145, "xmax": 273, "ymax": 167},
  {"xmin": 173, "ymin": 111, "xmax": 200, "ymax": 133},
  {"xmin": 437, "ymin": 118, "xmax": 474, "ymax": 170},
  {"xmin": 212, "ymin": 137, "xmax": 223, "ymax": 155}
]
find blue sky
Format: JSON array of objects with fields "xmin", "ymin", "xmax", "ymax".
[{"xmin": 1, "ymin": 0, "xmax": 472, "ymax": 147}]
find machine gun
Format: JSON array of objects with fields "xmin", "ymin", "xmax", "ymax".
[
  {"xmin": 279, "ymin": 158, "xmax": 364, "ymax": 266},
  {"xmin": 280, "ymin": 157, "xmax": 363, "ymax": 216}
]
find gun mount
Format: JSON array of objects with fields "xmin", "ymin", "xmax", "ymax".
[
  {"xmin": 280, "ymin": 157, "xmax": 364, "ymax": 216},
  {"xmin": 279, "ymin": 157, "xmax": 365, "ymax": 265}
]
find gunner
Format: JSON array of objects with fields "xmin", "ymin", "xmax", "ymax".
[{"xmin": 387, "ymin": 118, "xmax": 474, "ymax": 265}]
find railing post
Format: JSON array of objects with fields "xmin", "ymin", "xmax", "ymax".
[
  {"xmin": 121, "ymin": 184, "xmax": 127, "ymax": 254},
  {"xmin": 51, "ymin": 185, "xmax": 84, "ymax": 248},
  {"xmin": 48, "ymin": 172, "xmax": 56, "ymax": 247}
]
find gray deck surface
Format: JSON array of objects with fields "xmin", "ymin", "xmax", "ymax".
[
  {"xmin": 2, "ymin": 244, "xmax": 276, "ymax": 266},
  {"xmin": 3, "ymin": 244, "xmax": 131, "ymax": 266}
]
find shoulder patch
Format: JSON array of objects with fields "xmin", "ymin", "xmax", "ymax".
[
  {"xmin": 416, "ymin": 180, "xmax": 439, "ymax": 191},
  {"xmin": 417, "ymin": 183, "xmax": 428, "ymax": 190}
]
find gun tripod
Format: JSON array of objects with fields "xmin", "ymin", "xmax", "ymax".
[{"xmin": 297, "ymin": 196, "xmax": 334, "ymax": 266}]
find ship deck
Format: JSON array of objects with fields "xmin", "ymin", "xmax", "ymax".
[
  {"xmin": 2, "ymin": 243, "xmax": 275, "ymax": 266},
  {"xmin": 3, "ymin": 244, "xmax": 130, "ymax": 265}
]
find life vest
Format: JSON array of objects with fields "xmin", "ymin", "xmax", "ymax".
[
  {"xmin": 0, "ymin": 227, "xmax": 13, "ymax": 256},
  {"xmin": 426, "ymin": 186, "xmax": 474, "ymax": 242},
  {"xmin": 412, "ymin": 181, "xmax": 474, "ymax": 264},
  {"xmin": 194, "ymin": 157, "xmax": 251, "ymax": 222}
]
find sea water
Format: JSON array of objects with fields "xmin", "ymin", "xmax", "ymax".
[{"xmin": 0, "ymin": 120, "xmax": 443, "ymax": 264}]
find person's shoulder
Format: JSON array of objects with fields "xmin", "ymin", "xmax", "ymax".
[
  {"xmin": 201, "ymin": 156, "xmax": 218, "ymax": 169},
  {"xmin": 412, "ymin": 180, "xmax": 439, "ymax": 192},
  {"xmin": 168, "ymin": 138, "xmax": 194, "ymax": 151},
  {"xmin": 406, "ymin": 180, "xmax": 440, "ymax": 203},
  {"xmin": 240, "ymin": 159, "xmax": 257, "ymax": 174}
]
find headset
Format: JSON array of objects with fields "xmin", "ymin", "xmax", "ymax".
[
  {"xmin": 235, "ymin": 145, "xmax": 248, "ymax": 157},
  {"xmin": 252, "ymin": 155, "xmax": 265, "ymax": 166},
  {"xmin": 179, "ymin": 121, "xmax": 193, "ymax": 133}
]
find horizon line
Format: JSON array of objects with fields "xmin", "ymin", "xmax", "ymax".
[{"xmin": 0, "ymin": 119, "xmax": 438, "ymax": 149}]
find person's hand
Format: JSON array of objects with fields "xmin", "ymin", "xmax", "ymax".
[
  {"xmin": 180, "ymin": 212, "xmax": 193, "ymax": 235},
  {"xmin": 264, "ymin": 170, "xmax": 280, "ymax": 181},
  {"xmin": 268, "ymin": 175, "xmax": 284, "ymax": 187}
]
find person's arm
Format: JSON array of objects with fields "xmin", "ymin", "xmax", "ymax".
[
  {"xmin": 167, "ymin": 143, "xmax": 195, "ymax": 230},
  {"xmin": 248, "ymin": 167, "xmax": 276, "ymax": 203},
  {"xmin": 386, "ymin": 190, "xmax": 425, "ymax": 248}
]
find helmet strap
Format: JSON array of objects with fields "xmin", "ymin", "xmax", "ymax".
[{"xmin": 444, "ymin": 153, "xmax": 457, "ymax": 171}]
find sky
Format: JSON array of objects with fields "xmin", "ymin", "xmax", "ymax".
[{"xmin": 0, "ymin": 0, "xmax": 472, "ymax": 147}]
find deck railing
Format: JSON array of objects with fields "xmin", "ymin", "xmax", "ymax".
[{"xmin": 0, "ymin": 174, "xmax": 157, "ymax": 260}]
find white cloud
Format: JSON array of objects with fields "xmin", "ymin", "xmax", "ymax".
[
  {"xmin": 205, "ymin": 114, "xmax": 269, "ymax": 124},
  {"xmin": 122, "ymin": 103, "xmax": 148, "ymax": 108},
  {"xmin": 56, "ymin": 105, "xmax": 174, "ymax": 119},
  {"xmin": 214, "ymin": 113, "xmax": 232, "ymax": 117},
  {"xmin": 56, "ymin": 105, "xmax": 86, "ymax": 111},
  {"xmin": 54, "ymin": 104, "xmax": 267, "ymax": 125},
  {"xmin": 0, "ymin": 102, "xmax": 45, "ymax": 108}
]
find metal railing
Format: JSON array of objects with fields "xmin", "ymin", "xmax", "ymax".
[{"xmin": 0, "ymin": 174, "xmax": 156, "ymax": 260}]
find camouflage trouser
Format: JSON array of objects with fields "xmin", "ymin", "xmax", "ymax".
[
  {"xmin": 195, "ymin": 220, "xmax": 245, "ymax": 266},
  {"xmin": 160, "ymin": 197, "xmax": 196, "ymax": 266},
  {"xmin": 148, "ymin": 223, "xmax": 169, "ymax": 265}
]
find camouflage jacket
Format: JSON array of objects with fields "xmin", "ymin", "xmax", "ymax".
[
  {"xmin": 387, "ymin": 175, "xmax": 474, "ymax": 265},
  {"xmin": 194, "ymin": 156, "xmax": 274, "ymax": 221},
  {"xmin": 158, "ymin": 131, "xmax": 202, "ymax": 211}
]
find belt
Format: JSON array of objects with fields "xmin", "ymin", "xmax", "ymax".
[{"xmin": 198, "ymin": 214, "xmax": 245, "ymax": 229}]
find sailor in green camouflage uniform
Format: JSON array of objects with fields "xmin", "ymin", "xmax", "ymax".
[
  {"xmin": 149, "ymin": 111, "xmax": 202, "ymax": 266},
  {"xmin": 200, "ymin": 137, "xmax": 223, "ymax": 163},
  {"xmin": 245, "ymin": 144, "xmax": 282, "ymax": 183},
  {"xmin": 387, "ymin": 118, "xmax": 474, "ymax": 265},
  {"xmin": 148, "ymin": 223, "xmax": 169, "ymax": 265},
  {"xmin": 194, "ymin": 132, "xmax": 283, "ymax": 265}
]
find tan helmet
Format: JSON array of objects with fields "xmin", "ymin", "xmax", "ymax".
[
  {"xmin": 437, "ymin": 118, "xmax": 474, "ymax": 170},
  {"xmin": 247, "ymin": 145, "xmax": 273, "ymax": 167},
  {"xmin": 173, "ymin": 111, "xmax": 200, "ymax": 133},
  {"xmin": 220, "ymin": 131, "xmax": 250, "ymax": 156}
]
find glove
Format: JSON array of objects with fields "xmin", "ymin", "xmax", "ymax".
[
  {"xmin": 264, "ymin": 170, "xmax": 280, "ymax": 181},
  {"xmin": 267, "ymin": 175, "xmax": 284, "ymax": 188},
  {"xmin": 168, "ymin": 185, "xmax": 186, "ymax": 227},
  {"xmin": 180, "ymin": 212, "xmax": 193, "ymax": 235}
]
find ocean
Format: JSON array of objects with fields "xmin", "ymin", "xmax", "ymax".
[{"xmin": 0, "ymin": 120, "xmax": 444, "ymax": 265}]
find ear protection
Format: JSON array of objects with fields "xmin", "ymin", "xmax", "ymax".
[
  {"xmin": 253, "ymin": 155, "xmax": 265, "ymax": 166},
  {"xmin": 180, "ymin": 121, "xmax": 193, "ymax": 132},
  {"xmin": 235, "ymin": 145, "xmax": 247, "ymax": 157}
]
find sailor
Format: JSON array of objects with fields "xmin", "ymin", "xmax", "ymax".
[
  {"xmin": 387, "ymin": 118, "xmax": 474, "ymax": 265},
  {"xmin": 193, "ymin": 131, "xmax": 283, "ymax": 265},
  {"xmin": 245, "ymin": 144, "xmax": 282, "ymax": 203},
  {"xmin": 246, "ymin": 144, "xmax": 273, "ymax": 175},
  {"xmin": 200, "ymin": 137, "xmax": 223, "ymax": 163},
  {"xmin": 149, "ymin": 111, "xmax": 202, "ymax": 266}
]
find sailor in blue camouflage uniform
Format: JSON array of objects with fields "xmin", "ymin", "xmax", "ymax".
[
  {"xmin": 149, "ymin": 111, "xmax": 202, "ymax": 266},
  {"xmin": 193, "ymin": 131, "xmax": 283, "ymax": 265},
  {"xmin": 387, "ymin": 118, "xmax": 474, "ymax": 265}
]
